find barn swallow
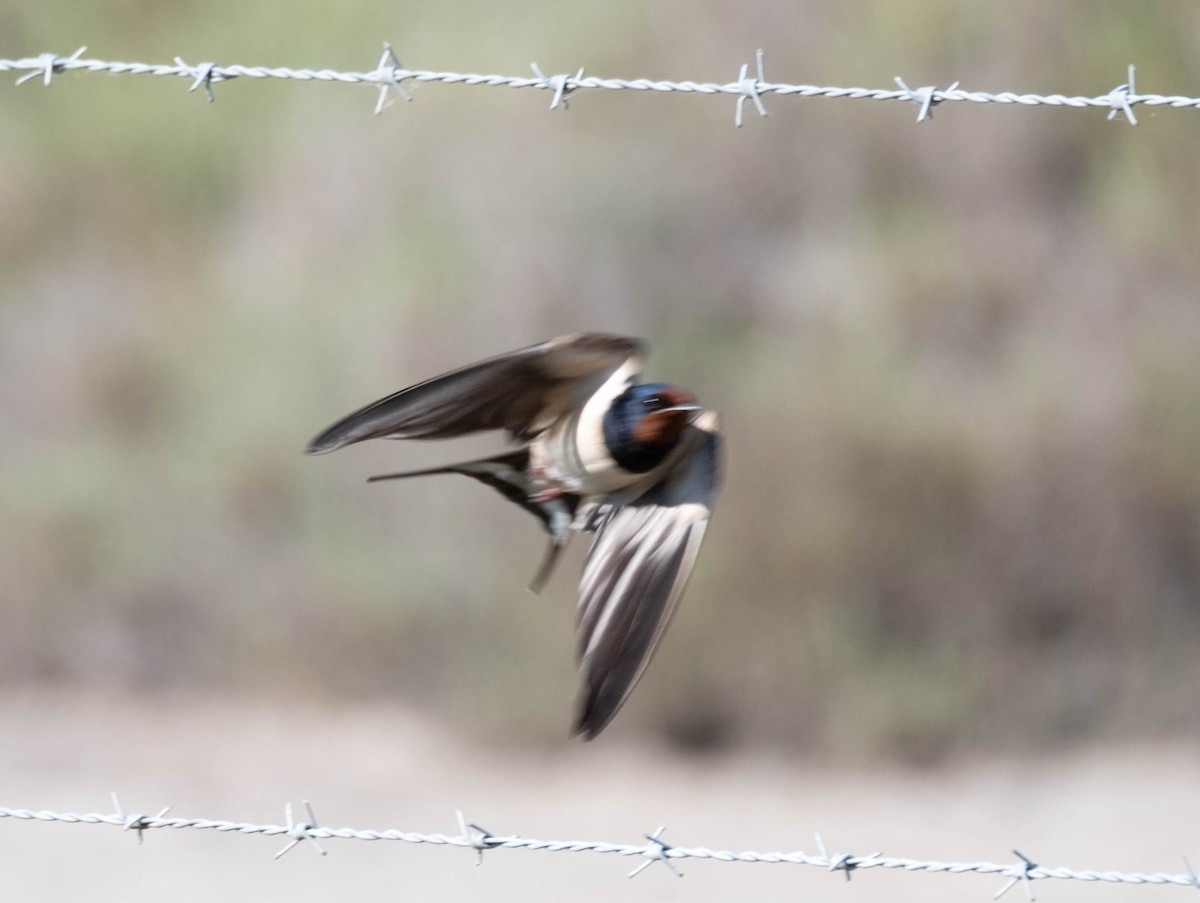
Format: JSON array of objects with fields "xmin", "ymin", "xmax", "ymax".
[{"xmin": 306, "ymin": 334, "xmax": 722, "ymax": 739}]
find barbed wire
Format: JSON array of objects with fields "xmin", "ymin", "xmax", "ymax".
[
  {"xmin": 2, "ymin": 45, "xmax": 1197, "ymax": 126},
  {"xmin": 4, "ymin": 795, "xmax": 1200, "ymax": 898}
]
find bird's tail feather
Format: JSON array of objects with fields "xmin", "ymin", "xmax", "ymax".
[{"xmin": 367, "ymin": 449, "xmax": 576, "ymax": 592}]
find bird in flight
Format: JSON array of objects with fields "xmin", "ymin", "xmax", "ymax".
[{"xmin": 306, "ymin": 333, "xmax": 722, "ymax": 739}]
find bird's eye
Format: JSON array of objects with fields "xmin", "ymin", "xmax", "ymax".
[{"xmin": 642, "ymin": 394, "xmax": 664, "ymax": 409}]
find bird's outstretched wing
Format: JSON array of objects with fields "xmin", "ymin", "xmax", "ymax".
[
  {"xmin": 573, "ymin": 413, "xmax": 721, "ymax": 739},
  {"xmin": 306, "ymin": 334, "xmax": 642, "ymax": 454}
]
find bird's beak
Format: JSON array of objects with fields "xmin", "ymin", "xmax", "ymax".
[{"xmin": 661, "ymin": 404, "xmax": 704, "ymax": 421}]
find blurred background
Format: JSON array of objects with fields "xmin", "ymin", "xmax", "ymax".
[{"xmin": 2, "ymin": 2, "xmax": 1200, "ymax": 900}]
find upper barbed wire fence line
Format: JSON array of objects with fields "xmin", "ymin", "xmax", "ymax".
[
  {"xmin": 0, "ymin": 45, "xmax": 1195, "ymax": 125},
  {"xmin": 5, "ymin": 798, "xmax": 1200, "ymax": 899}
]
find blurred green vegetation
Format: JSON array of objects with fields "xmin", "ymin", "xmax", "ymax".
[{"xmin": 2, "ymin": 2, "xmax": 1199, "ymax": 762}]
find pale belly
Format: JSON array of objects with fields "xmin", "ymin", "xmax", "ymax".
[
  {"xmin": 528, "ymin": 355, "xmax": 655, "ymax": 499},
  {"xmin": 529, "ymin": 418, "xmax": 648, "ymax": 497}
]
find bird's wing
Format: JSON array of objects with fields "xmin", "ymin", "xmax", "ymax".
[
  {"xmin": 306, "ymin": 334, "xmax": 643, "ymax": 454},
  {"xmin": 573, "ymin": 413, "xmax": 721, "ymax": 739}
]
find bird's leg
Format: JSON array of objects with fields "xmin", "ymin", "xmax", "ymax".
[
  {"xmin": 527, "ymin": 497, "xmax": 575, "ymax": 593},
  {"xmin": 545, "ymin": 498, "xmax": 573, "ymax": 540}
]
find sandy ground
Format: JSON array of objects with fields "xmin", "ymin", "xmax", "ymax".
[{"xmin": 2, "ymin": 690, "xmax": 1197, "ymax": 903}]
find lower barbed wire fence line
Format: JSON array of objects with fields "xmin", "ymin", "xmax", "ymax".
[
  {"xmin": 3, "ymin": 797, "xmax": 1200, "ymax": 899},
  {"xmin": 1, "ymin": 46, "xmax": 1195, "ymax": 125}
]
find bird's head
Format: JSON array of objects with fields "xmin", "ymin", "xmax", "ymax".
[{"xmin": 602, "ymin": 383, "xmax": 702, "ymax": 473}]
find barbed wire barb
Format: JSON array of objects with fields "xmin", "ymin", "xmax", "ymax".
[
  {"xmin": 275, "ymin": 801, "xmax": 326, "ymax": 860},
  {"xmin": 455, "ymin": 809, "xmax": 502, "ymax": 865},
  {"xmin": 1107, "ymin": 63, "xmax": 1139, "ymax": 124},
  {"xmin": 13, "ymin": 46, "xmax": 86, "ymax": 87},
  {"xmin": 1182, "ymin": 858, "xmax": 1200, "ymax": 893},
  {"xmin": 894, "ymin": 76, "xmax": 959, "ymax": 122},
  {"xmin": 373, "ymin": 42, "xmax": 411, "ymax": 115},
  {"xmin": 173, "ymin": 57, "xmax": 221, "ymax": 102},
  {"xmin": 994, "ymin": 850, "xmax": 1040, "ymax": 902},
  {"xmin": 110, "ymin": 792, "xmax": 171, "ymax": 845},
  {"xmin": 814, "ymin": 832, "xmax": 878, "ymax": 881},
  {"xmin": 734, "ymin": 48, "xmax": 769, "ymax": 127},
  {"xmin": 629, "ymin": 825, "xmax": 682, "ymax": 878},
  {"xmin": 529, "ymin": 62, "xmax": 584, "ymax": 110}
]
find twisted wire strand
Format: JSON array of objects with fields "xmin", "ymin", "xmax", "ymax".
[
  {"xmin": 2, "ymin": 51, "xmax": 1198, "ymax": 118},
  {"xmin": 2, "ymin": 804, "xmax": 1198, "ymax": 891}
]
